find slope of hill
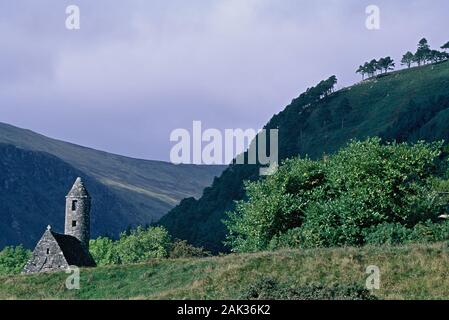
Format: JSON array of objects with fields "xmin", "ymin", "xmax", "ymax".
[
  {"xmin": 1, "ymin": 243, "xmax": 449, "ymax": 299},
  {"xmin": 0, "ymin": 124, "xmax": 225, "ymax": 247},
  {"xmin": 0, "ymin": 144, "xmax": 133, "ymax": 248},
  {"xmin": 159, "ymin": 61, "xmax": 449, "ymax": 253}
]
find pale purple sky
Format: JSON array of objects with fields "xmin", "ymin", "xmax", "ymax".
[{"xmin": 1, "ymin": 0, "xmax": 448, "ymax": 161}]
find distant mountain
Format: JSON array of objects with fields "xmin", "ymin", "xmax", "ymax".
[
  {"xmin": 0, "ymin": 123, "xmax": 225, "ymax": 248},
  {"xmin": 159, "ymin": 61, "xmax": 449, "ymax": 253}
]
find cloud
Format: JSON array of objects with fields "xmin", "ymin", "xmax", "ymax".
[{"xmin": 1, "ymin": 0, "xmax": 449, "ymax": 161}]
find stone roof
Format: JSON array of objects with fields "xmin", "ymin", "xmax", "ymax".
[
  {"xmin": 67, "ymin": 177, "xmax": 90, "ymax": 198},
  {"xmin": 51, "ymin": 231, "xmax": 96, "ymax": 267}
]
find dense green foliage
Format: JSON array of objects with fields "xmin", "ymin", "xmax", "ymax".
[
  {"xmin": 89, "ymin": 226, "xmax": 171, "ymax": 265},
  {"xmin": 160, "ymin": 60, "xmax": 449, "ymax": 253},
  {"xmin": 169, "ymin": 240, "xmax": 211, "ymax": 259},
  {"xmin": 0, "ymin": 246, "xmax": 31, "ymax": 276},
  {"xmin": 225, "ymin": 138, "xmax": 448, "ymax": 252},
  {"xmin": 240, "ymin": 277, "xmax": 375, "ymax": 300},
  {"xmin": 89, "ymin": 227, "xmax": 208, "ymax": 266}
]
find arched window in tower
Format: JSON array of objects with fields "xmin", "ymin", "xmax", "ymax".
[{"xmin": 72, "ymin": 200, "xmax": 78, "ymax": 211}]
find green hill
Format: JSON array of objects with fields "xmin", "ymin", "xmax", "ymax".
[
  {"xmin": 0, "ymin": 143, "xmax": 136, "ymax": 248},
  {"xmin": 1, "ymin": 243, "xmax": 449, "ymax": 300},
  {"xmin": 159, "ymin": 61, "xmax": 449, "ymax": 253},
  {"xmin": 0, "ymin": 123, "xmax": 225, "ymax": 248}
]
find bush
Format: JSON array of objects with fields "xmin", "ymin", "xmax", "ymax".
[
  {"xmin": 116, "ymin": 226, "xmax": 172, "ymax": 263},
  {"xmin": 90, "ymin": 226, "xmax": 172, "ymax": 265},
  {"xmin": 363, "ymin": 220, "xmax": 449, "ymax": 245},
  {"xmin": 240, "ymin": 277, "xmax": 376, "ymax": 300},
  {"xmin": 169, "ymin": 240, "xmax": 210, "ymax": 259},
  {"xmin": 226, "ymin": 138, "xmax": 445, "ymax": 252},
  {"xmin": 363, "ymin": 223, "xmax": 411, "ymax": 245},
  {"xmin": 89, "ymin": 237, "xmax": 120, "ymax": 266},
  {"xmin": 408, "ymin": 220, "xmax": 449, "ymax": 243},
  {"xmin": 269, "ymin": 228, "xmax": 303, "ymax": 250},
  {"xmin": 0, "ymin": 245, "xmax": 31, "ymax": 276}
]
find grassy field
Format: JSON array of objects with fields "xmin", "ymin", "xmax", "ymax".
[{"xmin": 1, "ymin": 243, "xmax": 449, "ymax": 300}]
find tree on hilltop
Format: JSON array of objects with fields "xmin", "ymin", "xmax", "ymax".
[
  {"xmin": 441, "ymin": 41, "xmax": 449, "ymax": 51},
  {"xmin": 367, "ymin": 59, "xmax": 378, "ymax": 77},
  {"xmin": 356, "ymin": 65, "xmax": 366, "ymax": 80},
  {"xmin": 414, "ymin": 38, "xmax": 431, "ymax": 66},
  {"xmin": 378, "ymin": 56, "xmax": 395, "ymax": 73},
  {"xmin": 401, "ymin": 51, "xmax": 414, "ymax": 68}
]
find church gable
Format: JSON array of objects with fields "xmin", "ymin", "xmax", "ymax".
[{"xmin": 22, "ymin": 229, "xmax": 69, "ymax": 274}]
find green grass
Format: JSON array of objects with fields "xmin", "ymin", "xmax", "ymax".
[{"xmin": 2, "ymin": 243, "xmax": 449, "ymax": 300}]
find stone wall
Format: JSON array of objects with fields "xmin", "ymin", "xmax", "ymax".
[
  {"xmin": 64, "ymin": 195, "xmax": 90, "ymax": 250},
  {"xmin": 22, "ymin": 230, "xmax": 68, "ymax": 273}
]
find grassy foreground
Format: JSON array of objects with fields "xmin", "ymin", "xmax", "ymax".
[{"xmin": 1, "ymin": 243, "xmax": 449, "ymax": 300}]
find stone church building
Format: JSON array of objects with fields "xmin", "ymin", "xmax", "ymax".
[{"xmin": 23, "ymin": 178, "xmax": 96, "ymax": 273}]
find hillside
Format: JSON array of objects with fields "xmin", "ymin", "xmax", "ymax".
[
  {"xmin": 0, "ymin": 144, "xmax": 136, "ymax": 248},
  {"xmin": 1, "ymin": 243, "xmax": 449, "ymax": 299},
  {"xmin": 0, "ymin": 124, "xmax": 225, "ymax": 248},
  {"xmin": 160, "ymin": 61, "xmax": 449, "ymax": 252}
]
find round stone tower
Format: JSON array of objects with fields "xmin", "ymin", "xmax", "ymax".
[{"xmin": 65, "ymin": 177, "xmax": 91, "ymax": 249}]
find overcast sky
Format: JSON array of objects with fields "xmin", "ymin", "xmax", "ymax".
[{"xmin": 1, "ymin": 0, "xmax": 449, "ymax": 161}]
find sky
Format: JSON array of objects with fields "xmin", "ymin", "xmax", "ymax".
[{"xmin": 1, "ymin": 0, "xmax": 449, "ymax": 162}]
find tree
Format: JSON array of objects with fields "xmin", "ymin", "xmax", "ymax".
[
  {"xmin": 225, "ymin": 138, "xmax": 444, "ymax": 252},
  {"xmin": 376, "ymin": 58, "xmax": 385, "ymax": 74},
  {"xmin": 368, "ymin": 59, "xmax": 378, "ymax": 77},
  {"xmin": 115, "ymin": 226, "xmax": 172, "ymax": 263},
  {"xmin": 414, "ymin": 38, "xmax": 431, "ymax": 66},
  {"xmin": 401, "ymin": 51, "xmax": 414, "ymax": 68},
  {"xmin": 439, "ymin": 51, "xmax": 449, "ymax": 61},
  {"xmin": 89, "ymin": 237, "xmax": 121, "ymax": 266},
  {"xmin": 169, "ymin": 240, "xmax": 210, "ymax": 258},
  {"xmin": 441, "ymin": 41, "xmax": 449, "ymax": 51},
  {"xmin": 0, "ymin": 246, "xmax": 31, "ymax": 275},
  {"xmin": 356, "ymin": 65, "xmax": 366, "ymax": 80},
  {"xmin": 378, "ymin": 56, "xmax": 395, "ymax": 73},
  {"xmin": 336, "ymin": 98, "xmax": 352, "ymax": 129},
  {"xmin": 326, "ymin": 75, "xmax": 338, "ymax": 94}
]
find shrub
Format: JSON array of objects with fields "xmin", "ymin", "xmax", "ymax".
[
  {"xmin": 363, "ymin": 220, "xmax": 449, "ymax": 245},
  {"xmin": 226, "ymin": 138, "xmax": 445, "ymax": 252},
  {"xmin": 363, "ymin": 223, "xmax": 412, "ymax": 245},
  {"xmin": 240, "ymin": 277, "xmax": 376, "ymax": 300},
  {"xmin": 90, "ymin": 226, "xmax": 172, "ymax": 265},
  {"xmin": 268, "ymin": 228, "xmax": 303, "ymax": 250},
  {"xmin": 116, "ymin": 226, "xmax": 172, "ymax": 263},
  {"xmin": 408, "ymin": 220, "xmax": 449, "ymax": 243},
  {"xmin": 169, "ymin": 240, "xmax": 210, "ymax": 259},
  {"xmin": 0, "ymin": 245, "xmax": 31, "ymax": 276},
  {"xmin": 89, "ymin": 237, "xmax": 121, "ymax": 266}
]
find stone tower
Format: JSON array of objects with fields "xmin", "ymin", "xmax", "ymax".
[{"xmin": 64, "ymin": 177, "xmax": 91, "ymax": 249}]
